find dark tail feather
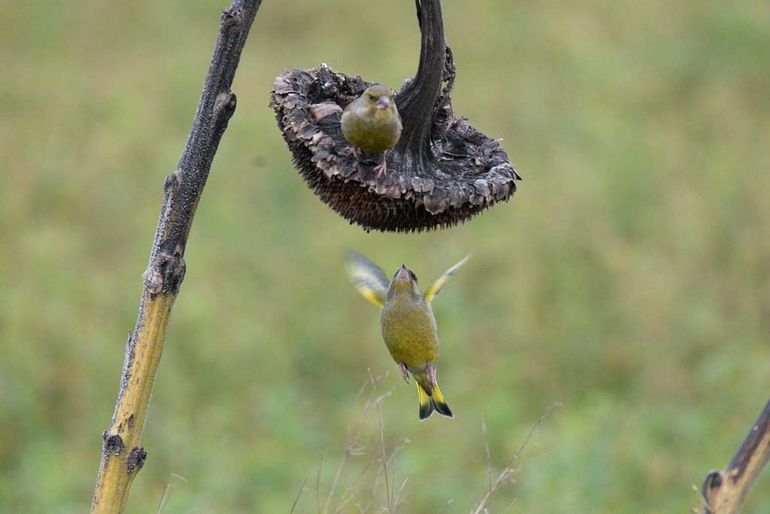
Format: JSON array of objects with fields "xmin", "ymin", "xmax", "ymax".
[
  {"xmin": 430, "ymin": 382, "xmax": 453, "ymax": 418},
  {"xmin": 417, "ymin": 382, "xmax": 434, "ymax": 420},
  {"xmin": 416, "ymin": 382, "xmax": 453, "ymax": 420}
]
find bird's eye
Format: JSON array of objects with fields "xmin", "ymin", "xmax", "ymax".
[
  {"xmin": 408, "ymin": 270, "xmax": 418, "ymax": 282},
  {"xmin": 368, "ymin": 94, "xmax": 376, "ymax": 101}
]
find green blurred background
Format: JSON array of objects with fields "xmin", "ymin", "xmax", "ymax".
[{"xmin": 2, "ymin": 0, "xmax": 770, "ymax": 512}]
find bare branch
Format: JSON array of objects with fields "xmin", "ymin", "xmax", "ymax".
[
  {"xmin": 90, "ymin": 2, "xmax": 262, "ymax": 512},
  {"xmin": 701, "ymin": 399, "xmax": 770, "ymax": 513}
]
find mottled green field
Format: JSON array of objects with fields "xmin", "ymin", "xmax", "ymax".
[{"xmin": 2, "ymin": 1, "xmax": 770, "ymax": 512}]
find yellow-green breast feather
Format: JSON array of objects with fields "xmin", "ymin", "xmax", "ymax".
[
  {"xmin": 341, "ymin": 85, "xmax": 402, "ymax": 153},
  {"xmin": 380, "ymin": 296, "xmax": 439, "ymax": 369}
]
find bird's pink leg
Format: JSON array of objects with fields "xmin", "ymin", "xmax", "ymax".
[
  {"xmin": 375, "ymin": 152, "xmax": 389, "ymax": 177},
  {"xmin": 398, "ymin": 362, "xmax": 409, "ymax": 383},
  {"xmin": 427, "ymin": 365, "xmax": 437, "ymax": 387}
]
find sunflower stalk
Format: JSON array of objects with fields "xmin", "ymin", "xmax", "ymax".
[
  {"xmin": 701, "ymin": 398, "xmax": 770, "ymax": 513},
  {"xmin": 89, "ymin": 1, "xmax": 262, "ymax": 512}
]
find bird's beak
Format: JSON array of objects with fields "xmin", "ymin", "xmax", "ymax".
[
  {"xmin": 376, "ymin": 96, "xmax": 391, "ymax": 110},
  {"xmin": 395, "ymin": 266, "xmax": 411, "ymax": 281}
]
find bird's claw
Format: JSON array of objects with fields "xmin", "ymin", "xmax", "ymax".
[
  {"xmin": 375, "ymin": 154, "xmax": 388, "ymax": 177},
  {"xmin": 398, "ymin": 362, "xmax": 409, "ymax": 383}
]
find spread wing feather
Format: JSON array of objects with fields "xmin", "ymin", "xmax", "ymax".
[
  {"xmin": 345, "ymin": 251, "xmax": 390, "ymax": 308},
  {"xmin": 423, "ymin": 255, "xmax": 471, "ymax": 303}
]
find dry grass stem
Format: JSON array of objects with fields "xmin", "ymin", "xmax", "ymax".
[{"xmin": 471, "ymin": 402, "xmax": 562, "ymax": 514}]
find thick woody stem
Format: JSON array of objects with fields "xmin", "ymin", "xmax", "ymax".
[
  {"xmin": 394, "ymin": 0, "xmax": 446, "ymax": 166},
  {"xmin": 701, "ymin": 399, "xmax": 770, "ymax": 513},
  {"xmin": 90, "ymin": 1, "xmax": 262, "ymax": 512}
]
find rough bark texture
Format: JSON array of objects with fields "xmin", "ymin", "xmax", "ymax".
[
  {"xmin": 270, "ymin": 0, "xmax": 520, "ymax": 232},
  {"xmin": 90, "ymin": 1, "xmax": 262, "ymax": 512},
  {"xmin": 701, "ymin": 399, "xmax": 770, "ymax": 513}
]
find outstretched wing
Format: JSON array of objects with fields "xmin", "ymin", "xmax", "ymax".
[
  {"xmin": 423, "ymin": 255, "xmax": 471, "ymax": 303},
  {"xmin": 345, "ymin": 251, "xmax": 390, "ymax": 308}
]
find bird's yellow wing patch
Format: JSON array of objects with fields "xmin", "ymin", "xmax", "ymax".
[
  {"xmin": 423, "ymin": 254, "xmax": 471, "ymax": 303},
  {"xmin": 345, "ymin": 251, "xmax": 390, "ymax": 308}
]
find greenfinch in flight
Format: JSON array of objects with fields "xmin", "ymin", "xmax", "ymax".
[
  {"xmin": 341, "ymin": 85, "xmax": 403, "ymax": 176},
  {"xmin": 345, "ymin": 252, "xmax": 470, "ymax": 420}
]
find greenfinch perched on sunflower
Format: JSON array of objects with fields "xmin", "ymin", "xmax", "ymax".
[
  {"xmin": 341, "ymin": 85, "xmax": 402, "ymax": 176},
  {"xmin": 345, "ymin": 252, "xmax": 470, "ymax": 420}
]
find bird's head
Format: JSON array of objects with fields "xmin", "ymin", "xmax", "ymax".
[
  {"xmin": 388, "ymin": 265, "xmax": 421, "ymax": 300},
  {"xmin": 362, "ymin": 85, "xmax": 396, "ymax": 113}
]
